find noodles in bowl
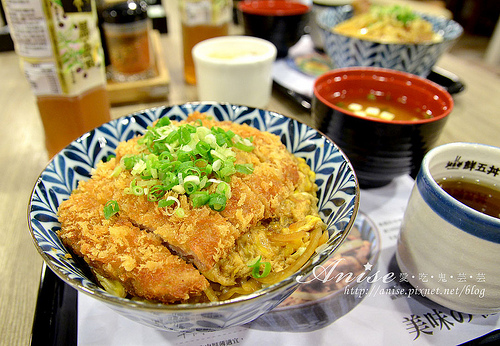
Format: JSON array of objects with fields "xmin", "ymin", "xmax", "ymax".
[
  {"xmin": 28, "ymin": 103, "xmax": 359, "ymax": 332},
  {"xmin": 333, "ymin": 4, "xmax": 443, "ymax": 44},
  {"xmin": 316, "ymin": 4, "xmax": 463, "ymax": 76}
]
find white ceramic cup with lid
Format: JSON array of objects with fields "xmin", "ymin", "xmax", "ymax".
[
  {"xmin": 396, "ymin": 142, "xmax": 500, "ymax": 314},
  {"xmin": 192, "ymin": 36, "xmax": 277, "ymax": 108}
]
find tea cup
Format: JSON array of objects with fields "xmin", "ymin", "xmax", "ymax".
[{"xmin": 396, "ymin": 142, "xmax": 500, "ymax": 314}]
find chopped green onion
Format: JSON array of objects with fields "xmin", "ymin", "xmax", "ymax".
[
  {"xmin": 190, "ymin": 191, "xmax": 210, "ymax": 207},
  {"xmin": 126, "ymin": 179, "xmax": 144, "ymax": 196},
  {"xmin": 180, "ymin": 127, "xmax": 192, "ymax": 145},
  {"xmin": 175, "ymin": 208, "xmax": 186, "ymax": 218},
  {"xmin": 103, "ymin": 200, "xmax": 119, "ymax": 219},
  {"xmin": 215, "ymin": 181, "xmax": 231, "ymax": 199},
  {"xmin": 247, "ymin": 256, "xmax": 272, "ymax": 278},
  {"xmin": 120, "ymin": 118, "xmax": 255, "ymax": 212},
  {"xmin": 158, "ymin": 198, "xmax": 175, "ymax": 208},
  {"xmin": 235, "ymin": 164, "xmax": 254, "ymax": 175},
  {"xmin": 218, "ymin": 164, "xmax": 236, "ymax": 180},
  {"xmin": 183, "ymin": 175, "xmax": 200, "ymax": 194},
  {"xmin": 131, "ymin": 160, "xmax": 147, "ymax": 175},
  {"xmin": 196, "ymin": 141, "xmax": 211, "ymax": 156},
  {"xmin": 208, "ymin": 193, "xmax": 227, "ymax": 212},
  {"xmin": 156, "ymin": 116, "xmax": 171, "ymax": 127},
  {"xmin": 148, "ymin": 185, "xmax": 166, "ymax": 201},
  {"xmin": 105, "ymin": 154, "xmax": 116, "ymax": 162},
  {"xmin": 122, "ymin": 156, "xmax": 139, "ymax": 170},
  {"xmin": 234, "ymin": 138, "xmax": 254, "ymax": 152},
  {"xmin": 165, "ymin": 129, "xmax": 179, "ymax": 144},
  {"xmin": 371, "ymin": 4, "xmax": 419, "ymax": 25},
  {"xmin": 212, "ymin": 159, "xmax": 222, "ymax": 172},
  {"xmin": 109, "ymin": 165, "xmax": 122, "ymax": 178}
]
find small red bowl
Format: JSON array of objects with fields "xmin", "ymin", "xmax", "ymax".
[
  {"xmin": 238, "ymin": 0, "xmax": 310, "ymax": 16},
  {"xmin": 313, "ymin": 67, "xmax": 454, "ymax": 188},
  {"xmin": 238, "ymin": 0, "xmax": 310, "ymax": 57}
]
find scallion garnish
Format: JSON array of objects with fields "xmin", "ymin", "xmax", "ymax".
[
  {"xmin": 235, "ymin": 164, "xmax": 254, "ymax": 175},
  {"xmin": 248, "ymin": 256, "xmax": 272, "ymax": 279},
  {"xmin": 372, "ymin": 4, "xmax": 419, "ymax": 26},
  {"xmin": 104, "ymin": 154, "xmax": 116, "ymax": 162},
  {"xmin": 158, "ymin": 197, "xmax": 176, "ymax": 208},
  {"xmin": 190, "ymin": 191, "xmax": 210, "ymax": 207},
  {"xmin": 118, "ymin": 117, "xmax": 255, "ymax": 212},
  {"xmin": 103, "ymin": 200, "xmax": 119, "ymax": 219},
  {"xmin": 208, "ymin": 193, "xmax": 227, "ymax": 212}
]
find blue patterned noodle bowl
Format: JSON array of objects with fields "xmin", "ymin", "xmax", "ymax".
[
  {"xmin": 316, "ymin": 5, "xmax": 463, "ymax": 77},
  {"xmin": 28, "ymin": 102, "xmax": 360, "ymax": 332}
]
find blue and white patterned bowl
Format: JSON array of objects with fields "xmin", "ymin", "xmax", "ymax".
[
  {"xmin": 28, "ymin": 102, "xmax": 359, "ymax": 332},
  {"xmin": 316, "ymin": 5, "xmax": 463, "ymax": 77}
]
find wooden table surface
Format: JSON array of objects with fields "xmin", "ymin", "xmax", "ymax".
[{"xmin": 1, "ymin": 3, "xmax": 499, "ymax": 345}]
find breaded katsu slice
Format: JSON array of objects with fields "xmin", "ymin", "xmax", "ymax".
[
  {"xmin": 58, "ymin": 189, "xmax": 209, "ymax": 303},
  {"xmin": 72, "ymin": 159, "xmax": 242, "ymax": 272}
]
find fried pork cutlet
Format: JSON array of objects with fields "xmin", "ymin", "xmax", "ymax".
[
  {"xmin": 57, "ymin": 112, "xmax": 310, "ymax": 303},
  {"xmin": 57, "ymin": 188, "xmax": 209, "ymax": 303},
  {"xmin": 68, "ymin": 159, "xmax": 242, "ymax": 273}
]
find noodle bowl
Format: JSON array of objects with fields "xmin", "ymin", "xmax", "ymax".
[
  {"xmin": 333, "ymin": 5, "xmax": 443, "ymax": 44},
  {"xmin": 28, "ymin": 103, "xmax": 359, "ymax": 332},
  {"xmin": 316, "ymin": 5, "xmax": 463, "ymax": 76}
]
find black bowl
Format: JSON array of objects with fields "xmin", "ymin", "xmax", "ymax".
[
  {"xmin": 238, "ymin": 0, "xmax": 310, "ymax": 58},
  {"xmin": 312, "ymin": 68, "xmax": 454, "ymax": 188}
]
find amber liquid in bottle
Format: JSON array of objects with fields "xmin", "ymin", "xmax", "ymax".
[
  {"xmin": 182, "ymin": 22, "xmax": 229, "ymax": 85},
  {"xmin": 37, "ymin": 85, "xmax": 111, "ymax": 158},
  {"xmin": 2, "ymin": 0, "xmax": 111, "ymax": 158}
]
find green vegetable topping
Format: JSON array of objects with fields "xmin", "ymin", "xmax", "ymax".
[
  {"xmin": 105, "ymin": 154, "xmax": 116, "ymax": 162},
  {"xmin": 103, "ymin": 200, "xmax": 119, "ymax": 219},
  {"xmin": 371, "ymin": 5, "xmax": 419, "ymax": 26},
  {"xmin": 248, "ymin": 256, "xmax": 272, "ymax": 279},
  {"xmin": 119, "ymin": 117, "xmax": 255, "ymax": 212}
]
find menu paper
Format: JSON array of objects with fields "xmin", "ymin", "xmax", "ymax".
[{"xmin": 78, "ymin": 175, "xmax": 500, "ymax": 345}]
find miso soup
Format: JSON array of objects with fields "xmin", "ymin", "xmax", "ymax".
[{"xmin": 334, "ymin": 94, "xmax": 433, "ymax": 121}]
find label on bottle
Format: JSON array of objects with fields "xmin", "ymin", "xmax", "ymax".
[
  {"xmin": 3, "ymin": 0, "xmax": 107, "ymax": 97},
  {"xmin": 2, "ymin": 0, "xmax": 52, "ymax": 57},
  {"xmin": 180, "ymin": 0, "xmax": 231, "ymax": 27},
  {"xmin": 22, "ymin": 60, "xmax": 63, "ymax": 95}
]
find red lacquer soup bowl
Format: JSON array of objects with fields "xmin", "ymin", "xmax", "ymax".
[{"xmin": 312, "ymin": 67, "xmax": 453, "ymax": 188}]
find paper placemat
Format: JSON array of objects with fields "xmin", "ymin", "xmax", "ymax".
[{"xmin": 78, "ymin": 175, "xmax": 500, "ymax": 345}]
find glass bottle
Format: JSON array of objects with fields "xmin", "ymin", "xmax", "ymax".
[
  {"xmin": 179, "ymin": 0, "xmax": 231, "ymax": 85},
  {"xmin": 2, "ymin": 0, "xmax": 111, "ymax": 158},
  {"xmin": 102, "ymin": 0, "xmax": 154, "ymax": 82}
]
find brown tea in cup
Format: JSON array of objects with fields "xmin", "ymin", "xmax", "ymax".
[{"xmin": 437, "ymin": 177, "xmax": 500, "ymax": 219}]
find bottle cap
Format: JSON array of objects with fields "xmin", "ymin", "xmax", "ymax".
[{"xmin": 102, "ymin": 1, "xmax": 148, "ymax": 24}]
